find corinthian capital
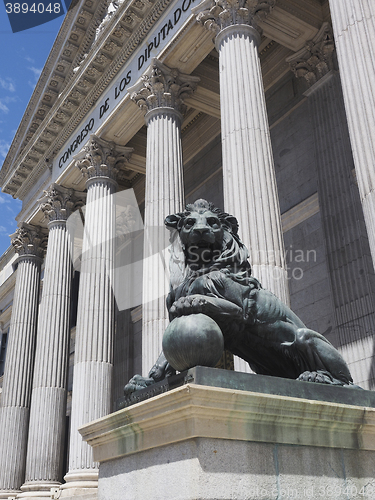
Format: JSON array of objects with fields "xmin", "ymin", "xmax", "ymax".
[
  {"xmin": 130, "ymin": 59, "xmax": 200, "ymax": 116},
  {"xmin": 193, "ymin": 0, "xmax": 275, "ymax": 35},
  {"xmin": 11, "ymin": 223, "xmax": 48, "ymax": 259},
  {"xmin": 286, "ymin": 23, "xmax": 335, "ymax": 87},
  {"xmin": 75, "ymin": 135, "xmax": 133, "ymax": 182},
  {"xmin": 39, "ymin": 184, "xmax": 86, "ymax": 223}
]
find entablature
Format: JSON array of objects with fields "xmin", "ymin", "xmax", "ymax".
[
  {"xmin": 0, "ymin": 0, "xmax": 109, "ymax": 197},
  {"xmin": 1, "ymin": 0, "xmax": 326, "ymax": 203}
]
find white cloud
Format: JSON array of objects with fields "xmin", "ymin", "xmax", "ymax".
[
  {"xmin": 28, "ymin": 67, "xmax": 42, "ymax": 89},
  {"xmin": 29, "ymin": 67, "xmax": 42, "ymax": 78},
  {"xmin": 0, "ymin": 226, "xmax": 8, "ymax": 234},
  {"xmin": 0, "ymin": 77, "xmax": 15, "ymax": 92},
  {"xmin": 0, "ymin": 101, "xmax": 9, "ymax": 113},
  {"xmin": 5, "ymin": 198, "xmax": 22, "ymax": 211},
  {"xmin": 0, "ymin": 96, "xmax": 17, "ymax": 115},
  {"xmin": 25, "ymin": 56, "xmax": 35, "ymax": 64}
]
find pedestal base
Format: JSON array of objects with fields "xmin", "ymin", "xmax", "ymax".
[
  {"xmin": 18, "ymin": 481, "xmax": 61, "ymax": 500},
  {"xmin": 59, "ymin": 489, "xmax": 97, "ymax": 500},
  {"xmin": 0, "ymin": 491, "xmax": 20, "ymax": 500},
  {"xmin": 80, "ymin": 368, "xmax": 375, "ymax": 500},
  {"xmin": 59, "ymin": 471, "xmax": 98, "ymax": 500},
  {"xmin": 98, "ymin": 437, "xmax": 375, "ymax": 500}
]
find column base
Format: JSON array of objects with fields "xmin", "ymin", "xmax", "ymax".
[
  {"xmin": 59, "ymin": 471, "xmax": 98, "ymax": 500},
  {"xmin": 0, "ymin": 491, "xmax": 21, "ymax": 500}
]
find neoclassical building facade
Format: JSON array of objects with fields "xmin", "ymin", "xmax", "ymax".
[{"xmin": 0, "ymin": 0, "xmax": 374, "ymax": 498}]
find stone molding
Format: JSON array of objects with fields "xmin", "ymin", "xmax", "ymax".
[
  {"xmin": 130, "ymin": 305, "xmax": 142, "ymax": 323},
  {"xmin": 75, "ymin": 135, "xmax": 133, "ymax": 181},
  {"xmin": 1, "ymin": 0, "xmax": 323, "ymax": 200},
  {"xmin": 1, "ymin": 0, "xmax": 177, "ymax": 200},
  {"xmin": 80, "ymin": 384, "xmax": 375, "ymax": 463},
  {"xmin": 130, "ymin": 59, "xmax": 200, "ymax": 116},
  {"xmin": 281, "ymin": 192, "xmax": 319, "ymax": 233},
  {"xmin": 193, "ymin": 0, "xmax": 275, "ymax": 34},
  {"xmin": 10, "ymin": 223, "xmax": 48, "ymax": 259},
  {"xmin": 0, "ymin": 0, "xmax": 109, "ymax": 192},
  {"xmin": 286, "ymin": 22, "xmax": 335, "ymax": 87},
  {"xmin": 39, "ymin": 184, "xmax": 86, "ymax": 223}
]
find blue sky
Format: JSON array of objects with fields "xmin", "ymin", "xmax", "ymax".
[{"xmin": 0, "ymin": 8, "xmax": 65, "ymax": 256}]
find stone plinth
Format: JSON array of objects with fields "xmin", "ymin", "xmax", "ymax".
[
  {"xmin": 130, "ymin": 59, "xmax": 199, "ymax": 372},
  {"xmin": 80, "ymin": 368, "xmax": 375, "ymax": 500}
]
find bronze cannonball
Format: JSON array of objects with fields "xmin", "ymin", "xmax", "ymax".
[{"xmin": 162, "ymin": 313, "xmax": 224, "ymax": 372}]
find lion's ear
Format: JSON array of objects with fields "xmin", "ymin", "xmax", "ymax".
[
  {"xmin": 221, "ymin": 214, "xmax": 239, "ymax": 234},
  {"xmin": 165, "ymin": 213, "xmax": 183, "ymax": 230}
]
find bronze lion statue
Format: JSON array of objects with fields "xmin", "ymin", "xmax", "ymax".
[{"xmin": 125, "ymin": 199, "xmax": 354, "ymax": 393}]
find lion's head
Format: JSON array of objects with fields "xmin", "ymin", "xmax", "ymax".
[{"xmin": 165, "ymin": 200, "xmax": 250, "ymax": 279}]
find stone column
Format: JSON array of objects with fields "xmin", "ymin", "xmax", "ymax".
[
  {"xmin": 61, "ymin": 136, "xmax": 132, "ymax": 498},
  {"xmin": 0, "ymin": 224, "xmax": 47, "ymax": 499},
  {"xmin": 130, "ymin": 59, "xmax": 199, "ymax": 374},
  {"xmin": 328, "ymin": 0, "xmax": 375, "ymax": 271},
  {"xmin": 19, "ymin": 186, "xmax": 84, "ymax": 499},
  {"xmin": 193, "ymin": 0, "xmax": 288, "ymax": 373},
  {"xmin": 287, "ymin": 24, "xmax": 375, "ymax": 389},
  {"xmin": 193, "ymin": 0, "xmax": 289, "ymax": 304}
]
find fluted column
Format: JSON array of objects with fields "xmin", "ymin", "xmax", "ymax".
[
  {"xmin": 194, "ymin": 0, "xmax": 288, "ymax": 373},
  {"xmin": 194, "ymin": 0, "xmax": 289, "ymax": 304},
  {"xmin": 0, "ymin": 224, "xmax": 47, "ymax": 499},
  {"xmin": 19, "ymin": 186, "xmax": 85, "ymax": 499},
  {"xmin": 130, "ymin": 59, "xmax": 199, "ymax": 373},
  {"xmin": 328, "ymin": 0, "xmax": 375, "ymax": 270},
  {"xmin": 287, "ymin": 24, "xmax": 375, "ymax": 388},
  {"xmin": 62, "ymin": 137, "xmax": 132, "ymax": 496}
]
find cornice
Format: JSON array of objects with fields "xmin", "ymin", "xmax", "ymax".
[
  {"xmin": 1, "ymin": 0, "xmax": 176, "ymax": 200},
  {"xmin": 1, "ymin": 0, "xmax": 325, "ymax": 200}
]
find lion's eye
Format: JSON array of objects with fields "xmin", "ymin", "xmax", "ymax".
[
  {"xmin": 185, "ymin": 219, "xmax": 195, "ymax": 227},
  {"xmin": 207, "ymin": 217, "xmax": 219, "ymax": 227}
]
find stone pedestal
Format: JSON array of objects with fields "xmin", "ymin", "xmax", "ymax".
[{"xmin": 80, "ymin": 368, "xmax": 375, "ymax": 500}]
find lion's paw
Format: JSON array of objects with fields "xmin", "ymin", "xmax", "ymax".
[
  {"xmin": 297, "ymin": 370, "xmax": 345, "ymax": 385},
  {"xmin": 169, "ymin": 295, "xmax": 208, "ymax": 318},
  {"xmin": 124, "ymin": 374, "xmax": 155, "ymax": 395}
]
